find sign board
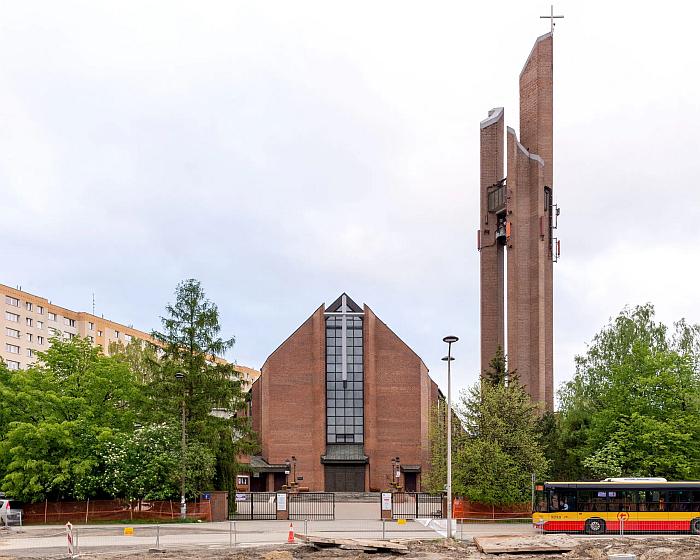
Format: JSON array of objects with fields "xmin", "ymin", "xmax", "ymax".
[
  {"xmin": 285, "ymin": 470, "xmax": 290, "ymax": 475},
  {"xmin": 381, "ymin": 493, "xmax": 392, "ymax": 511},
  {"xmin": 203, "ymin": 494, "xmax": 211, "ymax": 500},
  {"xmin": 277, "ymin": 493, "xmax": 287, "ymax": 511},
  {"xmin": 124, "ymin": 527, "xmax": 134, "ymax": 536},
  {"xmin": 253, "ymin": 472, "xmax": 260, "ymax": 477},
  {"xmin": 235, "ymin": 494, "xmax": 247, "ymax": 501},
  {"xmin": 396, "ymin": 471, "xmax": 401, "ymax": 479},
  {"xmin": 297, "ymin": 476, "xmax": 303, "ymax": 481}
]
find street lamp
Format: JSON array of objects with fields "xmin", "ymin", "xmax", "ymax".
[
  {"xmin": 291, "ymin": 456, "xmax": 297, "ymax": 485},
  {"xmin": 396, "ymin": 457, "xmax": 401, "ymax": 490},
  {"xmin": 442, "ymin": 335, "xmax": 458, "ymax": 537},
  {"xmin": 391, "ymin": 458, "xmax": 396, "ymax": 487},
  {"xmin": 175, "ymin": 372, "xmax": 186, "ymax": 520},
  {"xmin": 285, "ymin": 459, "xmax": 291, "ymax": 487}
]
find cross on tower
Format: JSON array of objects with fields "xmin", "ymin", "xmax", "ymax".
[
  {"xmin": 540, "ymin": 5, "xmax": 564, "ymax": 34},
  {"xmin": 324, "ymin": 294, "xmax": 364, "ymax": 383}
]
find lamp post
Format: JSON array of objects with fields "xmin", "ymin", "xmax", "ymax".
[
  {"xmin": 175, "ymin": 372, "xmax": 186, "ymax": 520},
  {"xmin": 391, "ymin": 458, "xmax": 396, "ymax": 488},
  {"xmin": 291, "ymin": 456, "xmax": 297, "ymax": 485},
  {"xmin": 442, "ymin": 335, "xmax": 458, "ymax": 537},
  {"xmin": 396, "ymin": 457, "xmax": 401, "ymax": 489},
  {"xmin": 285, "ymin": 459, "xmax": 291, "ymax": 487}
]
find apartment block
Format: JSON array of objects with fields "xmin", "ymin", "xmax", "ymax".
[{"xmin": 1, "ymin": 284, "xmax": 259, "ymax": 387}]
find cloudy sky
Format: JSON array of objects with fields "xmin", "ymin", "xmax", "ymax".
[{"xmin": 2, "ymin": 1, "xmax": 699, "ymax": 404}]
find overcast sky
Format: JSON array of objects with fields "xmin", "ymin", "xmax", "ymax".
[{"xmin": 2, "ymin": 1, "xmax": 699, "ymax": 405}]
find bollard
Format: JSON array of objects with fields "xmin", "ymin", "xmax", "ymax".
[
  {"xmin": 304, "ymin": 519, "xmax": 308, "ymax": 537},
  {"xmin": 382, "ymin": 519, "xmax": 386, "ymax": 540}
]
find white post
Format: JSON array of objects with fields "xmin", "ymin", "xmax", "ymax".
[{"xmin": 446, "ymin": 342, "xmax": 452, "ymax": 537}]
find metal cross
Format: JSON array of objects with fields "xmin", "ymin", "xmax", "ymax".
[
  {"xmin": 324, "ymin": 294, "xmax": 363, "ymax": 383},
  {"xmin": 540, "ymin": 5, "xmax": 564, "ymax": 34}
]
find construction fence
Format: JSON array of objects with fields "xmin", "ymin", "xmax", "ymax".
[{"xmin": 21, "ymin": 500, "xmax": 212, "ymax": 524}]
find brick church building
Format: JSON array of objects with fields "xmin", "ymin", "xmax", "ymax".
[{"xmin": 248, "ymin": 294, "xmax": 441, "ymax": 492}]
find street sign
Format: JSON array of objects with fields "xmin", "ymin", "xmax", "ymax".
[
  {"xmin": 381, "ymin": 493, "xmax": 392, "ymax": 511},
  {"xmin": 203, "ymin": 494, "xmax": 211, "ymax": 500}
]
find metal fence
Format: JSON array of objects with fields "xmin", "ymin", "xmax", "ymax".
[
  {"xmin": 228, "ymin": 493, "xmax": 277, "ymax": 520},
  {"xmin": 532, "ymin": 514, "xmax": 700, "ymax": 535},
  {"xmin": 391, "ymin": 492, "xmax": 443, "ymax": 519},
  {"xmin": 289, "ymin": 493, "xmax": 334, "ymax": 520}
]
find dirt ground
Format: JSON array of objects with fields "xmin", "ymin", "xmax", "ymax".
[{"xmin": 6, "ymin": 536, "xmax": 700, "ymax": 560}]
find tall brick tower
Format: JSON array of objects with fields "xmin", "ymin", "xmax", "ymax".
[{"xmin": 479, "ymin": 32, "xmax": 559, "ymax": 410}]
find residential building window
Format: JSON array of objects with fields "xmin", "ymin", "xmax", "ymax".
[
  {"xmin": 26, "ymin": 302, "xmax": 33, "ymax": 311},
  {"xmin": 6, "ymin": 344, "xmax": 20, "ymax": 354},
  {"xmin": 114, "ymin": 331, "xmax": 120, "ymax": 339},
  {"xmin": 88, "ymin": 322, "xmax": 94, "ymax": 330},
  {"xmin": 26, "ymin": 318, "xmax": 33, "ymax": 327},
  {"xmin": 6, "ymin": 312, "xmax": 19, "ymax": 323},
  {"xmin": 26, "ymin": 348, "xmax": 34, "ymax": 357},
  {"xmin": 88, "ymin": 335, "xmax": 94, "ymax": 342},
  {"xmin": 37, "ymin": 306, "xmax": 44, "ymax": 315},
  {"xmin": 97, "ymin": 330, "xmax": 103, "ymax": 337},
  {"xmin": 5, "ymin": 296, "xmax": 19, "ymax": 307},
  {"xmin": 26, "ymin": 333, "xmax": 33, "ymax": 342},
  {"xmin": 6, "ymin": 328, "xmax": 20, "ymax": 338},
  {"xmin": 6, "ymin": 360, "xmax": 19, "ymax": 370},
  {"xmin": 37, "ymin": 336, "xmax": 44, "ymax": 345},
  {"xmin": 97, "ymin": 344, "xmax": 103, "ymax": 349},
  {"xmin": 237, "ymin": 476, "xmax": 249, "ymax": 486},
  {"xmin": 37, "ymin": 321, "xmax": 43, "ymax": 330},
  {"xmin": 49, "ymin": 328, "xmax": 59, "ymax": 336},
  {"xmin": 65, "ymin": 332, "xmax": 75, "ymax": 339},
  {"xmin": 48, "ymin": 312, "xmax": 57, "ymax": 321},
  {"xmin": 124, "ymin": 334, "xmax": 132, "ymax": 342},
  {"xmin": 64, "ymin": 318, "xmax": 76, "ymax": 328}
]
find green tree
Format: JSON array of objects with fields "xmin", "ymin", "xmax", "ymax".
[
  {"xmin": 149, "ymin": 279, "xmax": 256, "ymax": 498},
  {"xmin": 452, "ymin": 381, "xmax": 548, "ymax": 504},
  {"xmin": 0, "ymin": 336, "xmax": 144, "ymax": 501},
  {"xmin": 483, "ymin": 344, "xmax": 519, "ymax": 387},
  {"xmin": 558, "ymin": 304, "xmax": 700, "ymax": 480},
  {"xmin": 109, "ymin": 338, "xmax": 160, "ymax": 383}
]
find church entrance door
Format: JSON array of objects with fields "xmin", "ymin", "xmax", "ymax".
[{"xmin": 324, "ymin": 465, "xmax": 365, "ymax": 492}]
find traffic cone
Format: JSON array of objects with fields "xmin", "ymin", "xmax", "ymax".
[{"xmin": 287, "ymin": 522, "xmax": 295, "ymax": 544}]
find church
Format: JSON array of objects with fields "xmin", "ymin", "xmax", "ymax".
[{"xmin": 248, "ymin": 294, "xmax": 441, "ymax": 492}]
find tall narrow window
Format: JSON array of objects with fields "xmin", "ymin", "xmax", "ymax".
[{"xmin": 325, "ymin": 294, "xmax": 364, "ymax": 444}]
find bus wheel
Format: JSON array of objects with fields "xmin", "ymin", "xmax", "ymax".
[
  {"xmin": 690, "ymin": 518, "xmax": 700, "ymax": 535},
  {"xmin": 585, "ymin": 518, "xmax": 606, "ymax": 535}
]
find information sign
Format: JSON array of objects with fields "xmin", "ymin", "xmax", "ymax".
[
  {"xmin": 277, "ymin": 493, "xmax": 287, "ymax": 511},
  {"xmin": 381, "ymin": 493, "xmax": 392, "ymax": 511}
]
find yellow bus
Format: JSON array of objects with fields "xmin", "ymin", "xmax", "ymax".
[{"xmin": 533, "ymin": 478, "xmax": 700, "ymax": 534}]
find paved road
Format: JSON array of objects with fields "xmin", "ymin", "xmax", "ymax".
[{"xmin": 0, "ymin": 518, "xmax": 538, "ymax": 556}]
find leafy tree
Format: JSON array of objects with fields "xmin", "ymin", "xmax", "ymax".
[
  {"xmin": 0, "ymin": 336, "xmax": 143, "ymax": 501},
  {"xmin": 452, "ymin": 381, "xmax": 548, "ymax": 504},
  {"xmin": 96, "ymin": 424, "xmax": 215, "ymax": 502},
  {"xmin": 558, "ymin": 304, "xmax": 700, "ymax": 480},
  {"xmin": 149, "ymin": 279, "xmax": 257, "ymax": 497},
  {"xmin": 109, "ymin": 338, "xmax": 160, "ymax": 383}
]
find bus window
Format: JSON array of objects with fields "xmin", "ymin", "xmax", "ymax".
[
  {"xmin": 608, "ymin": 490, "xmax": 635, "ymax": 512},
  {"xmin": 582, "ymin": 491, "xmax": 607, "ymax": 512},
  {"xmin": 550, "ymin": 490, "xmax": 576, "ymax": 512},
  {"xmin": 693, "ymin": 491, "xmax": 700, "ymax": 512},
  {"xmin": 535, "ymin": 490, "xmax": 547, "ymax": 513},
  {"xmin": 639, "ymin": 490, "xmax": 665, "ymax": 512},
  {"xmin": 668, "ymin": 490, "xmax": 692, "ymax": 512}
]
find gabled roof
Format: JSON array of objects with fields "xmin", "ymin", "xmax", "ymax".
[{"xmin": 326, "ymin": 293, "xmax": 363, "ymax": 313}]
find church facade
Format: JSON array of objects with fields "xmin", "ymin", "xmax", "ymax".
[{"xmin": 249, "ymin": 294, "xmax": 441, "ymax": 492}]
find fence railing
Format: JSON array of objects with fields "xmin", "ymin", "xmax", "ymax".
[
  {"xmin": 20, "ymin": 500, "xmax": 211, "ymax": 524},
  {"xmin": 228, "ymin": 493, "xmax": 277, "ymax": 520},
  {"xmin": 391, "ymin": 492, "xmax": 443, "ymax": 519},
  {"xmin": 289, "ymin": 492, "xmax": 334, "ymax": 520}
]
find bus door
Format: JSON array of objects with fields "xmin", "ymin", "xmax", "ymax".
[
  {"xmin": 607, "ymin": 489, "xmax": 636, "ymax": 531},
  {"xmin": 637, "ymin": 489, "xmax": 668, "ymax": 531},
  {"xmin": 667, "ymin": 489, "xmax": 693, "ymax": 531}
]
